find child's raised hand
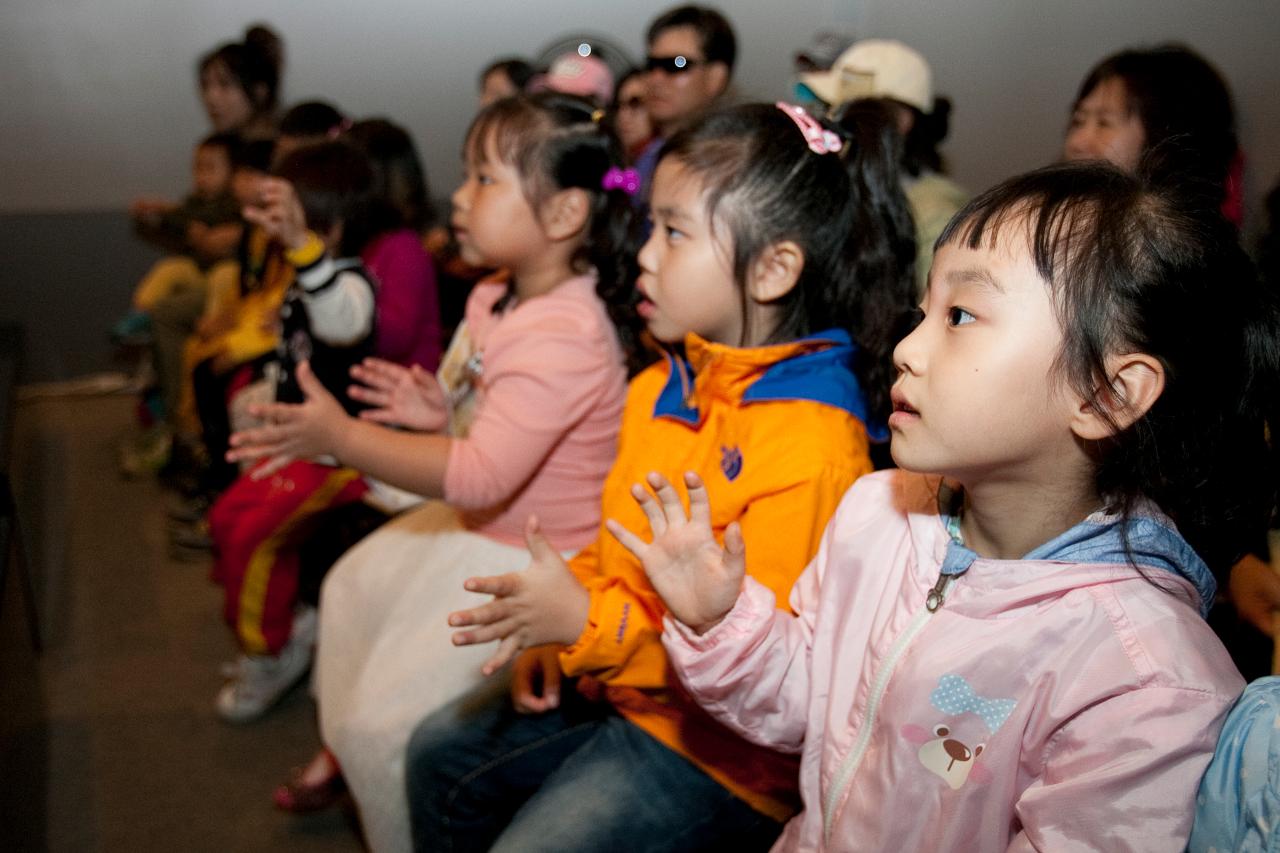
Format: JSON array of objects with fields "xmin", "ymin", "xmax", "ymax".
[
  {"xmin": 241, "ymin": 177, "xmax": 309, "ymax": 251},
  {"xmin": 349, "ymin": 357, "xmax": 448, "ymax": 432},
  {"xmin": 448, "ymin": 516, "xmax": 590, "ymax": 677},
  {"xmin": 226, "ymin": 360, "xmax": 348, "ymax": 479},
  {"xmin": 606, "ymin": 472, "xmax": 744, "ymax": 635}
]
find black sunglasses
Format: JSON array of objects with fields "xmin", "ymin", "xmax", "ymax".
[{"xmin": 645, "ymin": 54, "xmax": 705, "ymax": 74}]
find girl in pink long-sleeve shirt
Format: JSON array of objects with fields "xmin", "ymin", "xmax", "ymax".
[
  {"xmin": 611, "ymin": 162, "xmax": 1279, "ymax": 851},
  {"xmin": 227, "ymin": 93, "xmax": 642, "ymax": 851}
]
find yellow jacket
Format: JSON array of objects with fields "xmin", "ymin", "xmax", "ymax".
[{"xmin": 561, "ymin": 329, "xmax": 876, "ymax": 821}]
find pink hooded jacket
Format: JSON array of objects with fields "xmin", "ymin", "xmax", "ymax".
[{"xmin": 664, "ymin": 469, "xmax": 1243, "ymax": 851}]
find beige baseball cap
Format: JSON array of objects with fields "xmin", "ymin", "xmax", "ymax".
[{"xmin": 800, "ymin": 39, "xmax": 932, "ymax": 111}]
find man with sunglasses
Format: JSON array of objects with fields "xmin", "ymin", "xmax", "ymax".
[{"xmin": 634, "ymin": 5, "xmax": 737, "ymax": 200}]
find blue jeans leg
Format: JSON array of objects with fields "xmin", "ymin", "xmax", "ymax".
[
  {"xmin": 405, "ymin": 676, "xmax": 610, "ymax": 853},
  {"xmin": 490, "ymin": 716, "xmax": 783, "ymax": 853}
]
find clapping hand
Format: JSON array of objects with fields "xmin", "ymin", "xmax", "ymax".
[
  {"xmin": 448, "ymin": 517, "xmax": 590, "ymax": 676},
  {"xmin": 348, "ymin": 357, "xmax": 448, "ymax": 432},
  {"xmin": 605, "ymin": 472, "xmax": 744, "ymax": 635},
  {"xmin": 226, "ymin": 360, "xmax": 347, "ymax": 479}
]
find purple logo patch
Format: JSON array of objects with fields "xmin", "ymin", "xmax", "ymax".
[{"xmin": 720, "ymin": 445, "xmax": 743, "ymax": 481}]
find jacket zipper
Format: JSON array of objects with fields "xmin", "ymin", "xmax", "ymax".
[{"xmin": 821, "ymin": 570, "xmax": 953, "ymax": 843}]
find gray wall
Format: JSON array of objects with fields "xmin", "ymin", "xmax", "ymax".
[{"xmin": 2, "ymin": 0, "xmax": 1277, "ymax": 381}]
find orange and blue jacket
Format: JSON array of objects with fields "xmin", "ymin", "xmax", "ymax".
[{"xmin": 560, "ymin": 329, "xmax": 877, "ymax": 822}]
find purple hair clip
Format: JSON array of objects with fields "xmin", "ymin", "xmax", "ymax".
[
  {"xmin": 602, "ymin": 167, "xmax": 641, "ymax": 196},
  {"xmin": 776, "ymin": 102, "xmax": 843, "ymax": 156}
]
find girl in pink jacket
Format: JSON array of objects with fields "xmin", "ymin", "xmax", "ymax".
[{"xmin": 609, "ymin": 162, "xmax": 1279, "ymax": 851}]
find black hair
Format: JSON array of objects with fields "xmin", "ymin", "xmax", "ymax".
[
  {"xmin": 613, "ymin": 67, "xmax": 646, "ymax": 103},
  {"xmin": 340, "ymin": 118, "xmax": 435, "ymax": 254},
  {"xmin": 1258, "ymin": 177, "xmax": 1280, "ymax": 295},
  {"xmin": 198, "ymin": 25, "xmax": 284, "ymax": 114},
  {"xmin": 657, "ymin": 100, "xmax": 917, "ymax": 425},
  {"xmin": 480, "ymin": 58, "xmax": 536, "ymax": 93},
  {"xmin": 938, "ymin": 161, "xmax": 1280, "ymax": 576},
  {"xmin": 647, "ymin": 5, "xmax": 737, "ymax": 71},
  {"xmin": 464, "ymin": 93, "xmax": 645, "ymax": 374},
  {"xmin": 273, "ymin": 141, "xmax": 373, "ymax": 237},
  {"xmin": 230, "ymin": 138, "xmax": 275, "ymax": 173},
  {"xmin": 900, "ymin": 96, "xmax": 951, "ymax": 177},
  {"xmin": 1072, "ymin": 44, "xmax": 1236, "ymax": 213},
  {"xmin": 279, "ymin": 100, "xmax": 345, "ymax": 139},
  {"xmin": 198, "ymin": 131, "xmax": 240, "ymax": 158}
]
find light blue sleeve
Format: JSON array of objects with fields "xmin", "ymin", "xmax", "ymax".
[{"xmin": 1188, "ymin": 676, "xmax": 1280, "ymax": 852}]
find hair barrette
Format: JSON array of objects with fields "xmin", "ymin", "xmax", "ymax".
[
  {"xmin": 327, "ymin": 118, "xmax": 354, "ymax": 140},
  {"xmin": 602, "ymin": 167, "xmax": 641, "ymax": 196},
  {"xmin": 591, "ymin": 108, "xmax": 606, "ymax": 125},
  {"xmin": 776, "ymin": 101, "xmax": 843, "ymax": 155}
]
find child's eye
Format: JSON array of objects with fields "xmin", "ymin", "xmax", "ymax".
[
  {"xmin": 476, "ymin": 173, "xmax": 494, "ymax": 186},
  {"xmin": 947, "ymin": 307, "xmax": 976, "ymax": 326},
  {"xmin": 665, "ymin": 225, "xmax": 684, "ymax": 242}
]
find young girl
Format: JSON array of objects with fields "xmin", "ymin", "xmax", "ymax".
[
  {"xmin": 225, "ymin": 93, "xmax": 638, "ymax": 852},
  {"xmin": 403, "ymin": 100, "xmax": 916, "ymax": 851},
  {"xmin": 612, "ymin": 161, "xmax": 1276, "ymax": 851}
]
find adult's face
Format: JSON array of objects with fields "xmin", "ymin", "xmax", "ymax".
[{"xmin": 645, "ymin": 26, "xmax": 728, "ymax": 135}]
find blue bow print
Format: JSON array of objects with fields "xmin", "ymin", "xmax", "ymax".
[{"xmin": 930, "ymin": 674, "xmax": 1016, "ymax": 734}]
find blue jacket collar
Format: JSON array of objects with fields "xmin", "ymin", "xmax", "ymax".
[{"xmin": 939, "ymin": 495, "xmax": 1216, "ymax": 616}]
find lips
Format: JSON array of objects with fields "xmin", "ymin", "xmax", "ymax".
[{"xmin": 888, "ymin": 389, "xmax": 920, "ymax": 429}]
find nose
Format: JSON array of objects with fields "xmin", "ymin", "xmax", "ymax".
[
  {"xmin": 892, "ymin": 312, "xmax": 926, "ymax": 376},
  {"xmin": 943, "ymin": 739, "xmax": 972, "ymax": 763},
  {"xmin": 450, "ymin": 181, "xmax": 469, "ymax": 214},
  {"xmin": 1063, "ymin": 124, "xmax": 1095, "ymax": 161},
  {"xmin": 636, "ymin": 223, "xmax": 660, "ymax": 275}
]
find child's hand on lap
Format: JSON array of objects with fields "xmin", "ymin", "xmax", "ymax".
[
  {"xmin": 449, "ymin": 517, "xmax": 589, "ymax": 676},
  {"xmin": 227, "ymin": 360, "xmax": 349, "ymax": 479},
  {"xmin": 607, "ymin": 472, "xmax": 744, "ymax": 636},
  {"xmin": 349, "ymin": 357, "xmax": 448, "ymax": 432},
  {"xmin": 510, "ymin": 645, "xmax": 564, "ymax": 714}
]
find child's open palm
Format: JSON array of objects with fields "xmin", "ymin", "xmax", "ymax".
[
  {"xmin": 606, "ymin": 472, "xmax": 744, "ymax": 635},
  {"xmin": 448, "ymin": 517, "xmax": 590, "ymax": 676},
  {"xmin": 226, "ymin": 359, "xmax": 348, "ymax": 479},
  {"xmin": 348, "ymin": 357, "xmax": 448, "ymax": 432}
]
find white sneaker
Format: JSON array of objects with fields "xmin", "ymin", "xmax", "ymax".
[
  {"xmin": 216, "ymin": 635, "xmax": 313, "ymax": 723},
  {"xmin": 219, "ymin": 608, "xmax": 316, "ymax": 680}
]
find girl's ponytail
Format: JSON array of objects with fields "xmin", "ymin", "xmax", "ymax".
[{"xmin": 830, "ymin": 99, "xmax": 917, "ymax": 425}]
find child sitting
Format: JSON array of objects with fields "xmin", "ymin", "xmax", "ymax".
[
  {"xmin": 405, "ymin": 100, "xmax": 916, "ymax": 851},
  {"xmin": 617, "ymin": 161, "xmax": 1275, "ymax": 851},
  {"xmin": 207, "ymin": 140, "xmax": 378, "ymax": 721}
]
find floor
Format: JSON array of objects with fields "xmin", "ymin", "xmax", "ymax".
[{"xmin": 2, "ymin": 391, "xmax": 364, "ymax": 852}]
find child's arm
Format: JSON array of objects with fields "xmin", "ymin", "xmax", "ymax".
[
  {"xmin": 609, "ymin": 472, "xmax": 822, "ymax": 752},
  {"xmin": 243, "ymin": 177, "xmax": 374, "ymax": 345},
  {"xmin": 230, "ymin": 301, "xmax": 618, "ymax": 500},
  {"xmin": 1009, "ymin": 686, "xmax": 1235, "ymax": 851}
]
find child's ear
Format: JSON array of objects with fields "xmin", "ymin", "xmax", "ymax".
[
  {"xmin": 747, "ymin": 241, "xmax": 804, "ymax": 304},
  {"xmin": 1070, "ymin": 353, "xmax": 1165, "ymax": 440},
  {"xmin": 540, "ymin": 188, "xmax": 591, "ymax": 242}
]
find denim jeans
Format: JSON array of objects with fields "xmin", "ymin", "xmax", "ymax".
[{"xmin": 405, "ymin": 678, "xmax": 783, "ymax": 852}]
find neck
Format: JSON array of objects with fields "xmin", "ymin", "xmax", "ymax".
[
  {"xmin": 509, "ymin": 248, "xmax": 577, "ymax": 304},
  {"xmin": 956, "ymin": 463, "xmax": 1100, "ymax": 560}
]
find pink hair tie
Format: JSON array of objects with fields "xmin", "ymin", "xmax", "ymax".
[
  {"xmin": 776, "ymin": 101, "xmax": 843, "ymax": 155},
  {"xmin": 327, "ymin": 118, "xmax": 354, "ymax": 140},
  {"xmin": 602, "ymin": 167, "xmax": 641, "ymax": 196}
]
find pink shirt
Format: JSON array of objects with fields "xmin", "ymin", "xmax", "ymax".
[
  {"xmin": 442, "ymin": 275, "xmax": 627, "ymax": 551},
  {"xmin": 362, "ymin": 229, "xmax": 443, "ymax": 371}
]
